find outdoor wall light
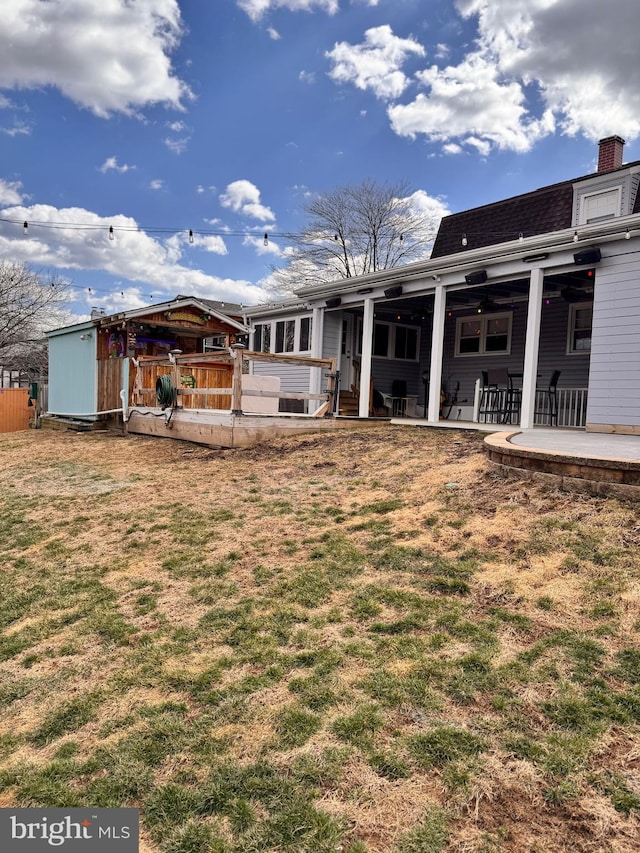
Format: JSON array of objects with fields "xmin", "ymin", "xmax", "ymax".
[
  {"xmin": 384, "ymin": 285, "xmax": 403, "ymax": 298},
  {"xmin": 79, "ymin": 333, "xmax": 92, "ymax": 341}
]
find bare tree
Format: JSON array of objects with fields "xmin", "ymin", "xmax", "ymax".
[
  {"xmin": 268, "ymin": 179, "xmax": 446, "ymax": 294},
  {"xmin": 0, "ymin": 261, "xmax": 70, "ymax": 379}
]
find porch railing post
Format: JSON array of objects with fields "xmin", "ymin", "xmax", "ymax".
[
  {"xmin": 231, "ymin": 344, "xmax": 245, "ymax": 415},
  {"xmin": 428, "ymin": 285, "xmax": 446, "ymax": 422},
  {"xmin": 358, "ymin": 298, "xmax": 374, "ymax": 418},
  {"xmin": 520, "ymin": 267, "xmax": 544, "ymax": 429}
]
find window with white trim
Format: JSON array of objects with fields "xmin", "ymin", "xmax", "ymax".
[
  {"xmin": 355, "ymin": 318, "xmax": 419, "ymax": 361},
  {"xmin": 203, "ymin": 334, "xmax": 227, "ymax": 352},
  {"xmin": 252, "ymin": 323, "xmax": 270, "ymax": 353},
  {"xmin": 455, "ymin": 312, "xmax": 512, "ymax": 357},
  {"xmin": 252, "ymin": 316, "xmax": 312, "ymax": 354},
  {"xmin": 580, "ymin": 188, "xmax": 621, "ymax": 224},
  {"xmin": 567, "ymin": 302, "xmax": 592, "ymax": 354}
]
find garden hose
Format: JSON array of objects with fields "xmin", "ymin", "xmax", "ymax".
[{"xmin": 156, "ymin": 374, "xmax": 177, "ymax": 410}]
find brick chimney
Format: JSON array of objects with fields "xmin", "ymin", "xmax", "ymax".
[{"xmin": 598, "ymin": 135, "xmax": 625, "ymax": 172}]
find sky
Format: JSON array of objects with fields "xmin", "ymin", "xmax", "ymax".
[{"xmin": 0, "ymin": 0, "xmax": 639, "ymax": 322}]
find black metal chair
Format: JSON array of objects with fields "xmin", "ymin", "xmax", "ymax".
[
  {"xmin": 479, "ymin": 369, "xmax": 506, "ymax": 423},
  {"xmin": 479, "ymin": 369, "xmax": 522, "ymax": 424},
  {"xmin": 535, "ymin": 370, "xmax": 561, "ymax": 426}
]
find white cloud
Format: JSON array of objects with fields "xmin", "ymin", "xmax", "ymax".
[
  {"xmin": 237, "ymin": 0, "xmax": 338, "ymax": 23},
  {"xmin": 0, "ymin": 0, "xmax": 191, "ymax": 117},
  {"xmin": 220, "ymin": 180, "xmax": 276, "ymax": 223},
  {"xmin": 0, "ymin": 179, "xmax": 25, "ymax": 205},
  {"xmin": 243, "ymin": 234, "xmax": 283, "ymax": 256},
  {"xmin": 149, "ymin": 179, "xmax": 164, "ymax": 191},
  {"xmin": 192, "ymin": 234, "xmax": 229, "ymax": 255},
  {"xmin": 99, "ymin": 156, "xmax": 136, "ymax": 174},
  {"xmin": 329, "ymin": 2, "xmax": 640, "ymax": 155},
  {"xmin": 299, "ymin": 71, "xmax": 316, "ymax": 85},
  {"xmin": 0, "ymin": 203, "xmax": 269, "ymax": 305},
  {"xmin": 0, "ymin": 121, "xmax": 30, "ymax": 137},
  {"xmin": 390, "ymin": 55, "xmax": 553, "ymax": 152},
  {"xmin": 267, "ymin": 27, "xmax": 281, "ymax": 40},
  {"xmin": 167, "ymin": 120, "xmax": 187, "ymax": 132},
  {"xmin": 326, "ymin": 25, "xmax": 425, "ymax": 100},
  {"xmin": 164, "ymin": 136, "xmax": 190, "ymax": 155}
]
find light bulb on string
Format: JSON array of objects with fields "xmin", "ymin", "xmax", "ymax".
[
  {"xmin": 461, "ymin": 234, "xmax": 468, "ymax": 247},
  {"xmin": 108, "ymin": 226, "xmax": 115, "ymax": 241},
  {"xmin": 189, "ymin": 229, "xmax": 194, "ymax": 244},
  {"xmin": 23, "ymin": 221, "xmax": 28, "ymax": 236},
  {"xmin": 263, "ymin": 233, "xmax": 269, "ymax": 246}
]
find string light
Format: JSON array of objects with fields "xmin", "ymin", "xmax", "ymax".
[
  {"xmin": 263, "ymin": 232, "xmax": 268, "ymax": 246},
  {"xmin": 108, "ymin": 226, "xmax": 114, "ymax": 241},
  {"xmin": 518, "ymin": 232, "xmax": 524, "ymax": 242},
  {"xmin": 461, "ymin": 234, "xmax": 468, "ymax": 247},
  {"xmin": 23, "ymin": 220, "xmax": 28, "ymax": 235},
  {"xmin": 625, "ymin": 229, "xmax": 631, "ymax": 240},
  {"xmin": 189, "ymin": 229, "xmax": 194, "ymax": 244},
  {"xmin": 573, "ymin": 230, "xmax": 579, "ymax": 242}
]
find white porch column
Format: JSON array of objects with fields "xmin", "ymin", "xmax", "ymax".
[
  {"xmin": 310, "ymin": 306, "xmax": 324, "ymax": 399},
  {"xmin": 520, "ymin": 267, "xmax": 544, "ymax": 428},
  {"xmin": 428, "ymin": 285, "xmax": 446, "ymax": 422},
  {"xmin": 358, "ymin": 297, "xmax": 374, "ymax": 418}
]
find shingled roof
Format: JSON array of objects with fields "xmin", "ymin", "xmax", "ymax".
[{"xmin": 431, "ymin": 160, "xmax": 640, "ymax": 259}]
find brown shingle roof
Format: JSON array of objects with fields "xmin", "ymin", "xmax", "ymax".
[
  {"xmin": 432, "ymin": 159, "xmax": 640, "ymax": 259},
  {"xmin": 431, "ymin": 180, "xmax": 574, "ymax": 258}
]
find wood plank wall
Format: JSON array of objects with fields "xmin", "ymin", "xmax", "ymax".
[
  {"xmin": 0, "ymin": 388, "xmax": 31, "ymax": 433},
  {"xmin": 136, "ymin": 363, "xmax": 234, "ymax": 410}
]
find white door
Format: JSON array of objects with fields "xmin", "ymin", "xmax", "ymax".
[{"xmin": 340, "ymin": 314, "xmax": 353, "ymax": 392}]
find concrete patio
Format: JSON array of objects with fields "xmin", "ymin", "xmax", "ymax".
[{"xmin": 393, "ymin": 418, "xmax": 640, "ymax": 499}]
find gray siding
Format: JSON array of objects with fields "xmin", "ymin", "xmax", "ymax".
[
  {"xmin": 322, "ymin": 311, "xmax": 342, "ymax": 361},
  {"xmin": 441, "ymin": 299, "xmax": 591, "ymax": 409},
  {"xmin": 587, "ymin": 246, "xmax": 640, "ymax": 426}
]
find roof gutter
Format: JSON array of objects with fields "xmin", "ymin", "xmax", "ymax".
[{"xmin": 292, "ymin": 213, "xmax": 640, "ymax": 301}]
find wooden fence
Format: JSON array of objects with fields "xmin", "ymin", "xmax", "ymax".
[
  {"xmin": 0, "ymin": 388, "xmax": 31, "ymax": 433},
  {"xmin": 131, "ymin": 348, "xmax": 337, "ymax": 417}
]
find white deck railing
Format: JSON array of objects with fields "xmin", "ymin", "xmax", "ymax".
[{"xmin": 473, "ymin": 381, "xmax": 588, "ymax": 428}]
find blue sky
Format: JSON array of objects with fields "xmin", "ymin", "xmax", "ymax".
[{"xmin": 0, "ymin": 0, "xmax": 639, "ymax": 320}]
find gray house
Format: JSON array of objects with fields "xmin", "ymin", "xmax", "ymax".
[{"xmin": 246, "ymin": 136, "xmax": 640, "ymax": 435}]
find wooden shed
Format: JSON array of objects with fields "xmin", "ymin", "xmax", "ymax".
[{"xmin": 47, "ymin": 296, "xmax": 248, "ymax": 419}]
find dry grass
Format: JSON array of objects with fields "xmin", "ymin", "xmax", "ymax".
[{"xmin": 0, "ymin": 425, "xmax": 639, "ymax": 853}]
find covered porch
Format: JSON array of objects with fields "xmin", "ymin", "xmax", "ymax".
[{"xmin": 338, "ymin": 261, "xmax": 593, "ymax": 430}]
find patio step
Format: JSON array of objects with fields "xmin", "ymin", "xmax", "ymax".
[{"xmin": 338, "ymin": 390, "xmax": 359, "ymax": 416}]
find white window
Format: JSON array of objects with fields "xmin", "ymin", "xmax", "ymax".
[
  {"xmin": 252, "ymin": 323, "xmax": 270, "ymax": 353},
  {"xmin": 203, "ymin": 334, "xmax": 227, "ymax": 352},
  {"xmin": 252, "ymin": 317, "xmax": 312, "ymax": 354},
  {"xmin": 455, "ymin": 313, "xmax": 512, "ymax": 357},
  {"xmin": 567, "ymin": 302, "xmax": 592, "ymax": 354},
  {"xmin": 580, "ymin": 188, "xmax": 620, "ymax": 224},
  {"xmin": 356, "ymin": 318, "xmax": 419, "ymax": 360}
]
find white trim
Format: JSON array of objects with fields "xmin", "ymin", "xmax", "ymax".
[
  {"xmin": 566, "ymin": 301, "xmax": 593, "ymax": 355},
  {"xmin": 579, "ymin": 187, "xmax": 621, "ymax": 225},
  {"xmin": 454, "ymin": 312, "xmax": 512, "ymax": 357},
  {"xmin": 520, "ymin": 268, "xmax": 544, "ymax": 428}
]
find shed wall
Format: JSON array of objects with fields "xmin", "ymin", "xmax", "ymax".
[{"xmin": 48, "ymin": 330, "xmax": 97, "ymax": 416}]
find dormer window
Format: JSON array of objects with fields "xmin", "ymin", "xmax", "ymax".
[{"xmin": 580, "ymin": 187, "xmax": 621, "ymax": 224}]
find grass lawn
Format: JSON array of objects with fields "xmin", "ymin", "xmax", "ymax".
[{"xmin": 0, "ymin": 425, "xmax": 638, "ymax": 853}]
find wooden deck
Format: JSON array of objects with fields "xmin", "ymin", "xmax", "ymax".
[{"xmin": 123, "ymin": 347, "xmax": 386, "ymax": 447}]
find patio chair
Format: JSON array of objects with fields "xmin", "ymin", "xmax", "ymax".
[
  {"xmin": 535, "ymin": 370, "xmax": 561, "ymax": 426},
  {"xmin": 478, "ymin": 369, "xmax": 507, "ymax": 423}
]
